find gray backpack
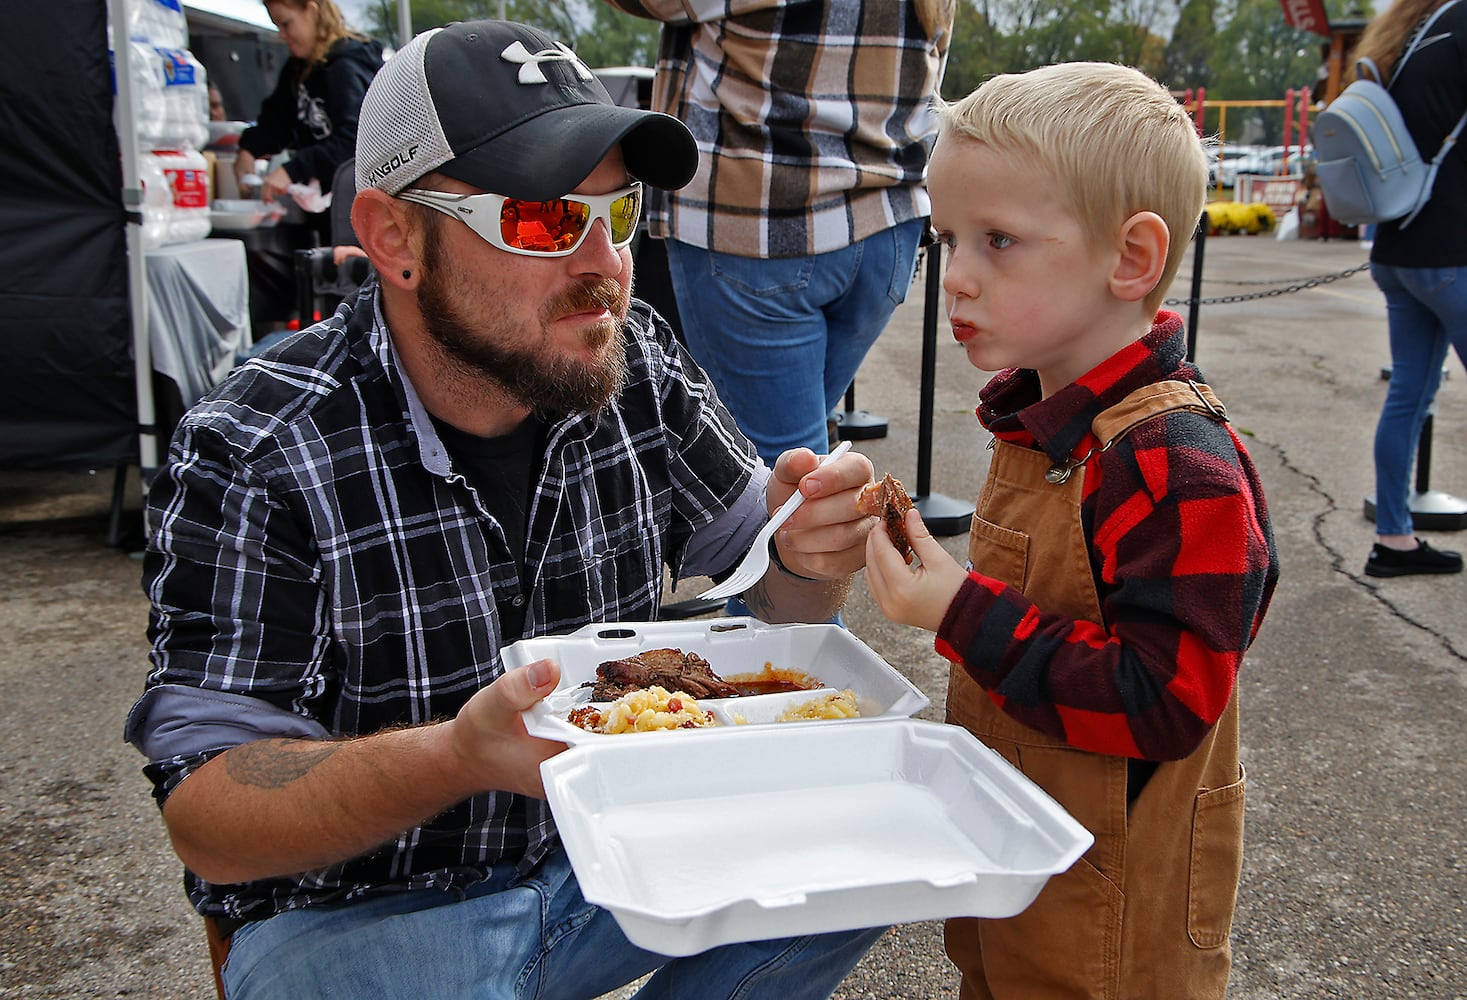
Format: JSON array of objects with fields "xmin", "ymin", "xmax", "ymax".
[{"xmin": 1314, "ymin": 0, "xmax": 1467, "ymax": 228}]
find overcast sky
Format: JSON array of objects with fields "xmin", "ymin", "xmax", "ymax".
[{"xmin": 338, "ymin": 0, "xmax": 374, "ymax": 30}]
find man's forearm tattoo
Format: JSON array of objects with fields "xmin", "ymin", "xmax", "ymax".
[{"xmin": 225, "ymin": 738, "xmax": 341, "ymax": 789}]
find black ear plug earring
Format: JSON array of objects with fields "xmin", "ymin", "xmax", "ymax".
[{"xmin": 402, "ymin": 269, "xmax": 412, "ymax": 279}]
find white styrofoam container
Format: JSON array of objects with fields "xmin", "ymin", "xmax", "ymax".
[
  {"xmin": 508, "ymin": 618, "xmax": 1092, "ymax": 956},
  {"xmin": 541, "ymin": 717, "xmax": 1094, "ymax": 956},
  {"xmin": 509, "ymin": 617, "xmax": 929, "ymax": 742}
]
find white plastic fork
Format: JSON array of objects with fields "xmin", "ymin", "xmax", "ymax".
[{"xmin": 697, "ymin": 440, "xmax": 853, "ymax": 601}]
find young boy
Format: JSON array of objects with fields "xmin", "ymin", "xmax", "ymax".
[{"xmin": 864, "ymin": 63, "xmax": 1279, "ymax": 998}]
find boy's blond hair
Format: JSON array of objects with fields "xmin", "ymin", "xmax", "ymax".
[{"xmin": 938, "ymin": 62, "xmax": 1207, "ymax": 311}]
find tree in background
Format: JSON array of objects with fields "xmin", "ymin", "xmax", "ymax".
[
  {"xmin": 1211, "ymin": 0, "xmax": 1335, "ymax": 98},
  {"xmin": 939, "ymin": 0, "xmax": 1173, "ymax": 99},
  {"xmin": 1109, "ymin": 0, "xmax": 1175, "ymax": 66},
  {"xmin": 358, "ymin": 0, "xmax": 1362, "ymax": 147},
  {"xmin": 1164, "ymin": 0, "xmax": 1218, "ymax": 91},
  {"xmin": 361, "ymin": 0, "xmax": 658, "ymax": 68},
  {"xmin": 1205, "ymin": 0, "xmax": 1347, "ymax": 143}
]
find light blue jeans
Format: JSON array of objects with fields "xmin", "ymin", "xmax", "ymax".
[
  {"xmin": 221, "ymin": 847, "xmax": 884, "ymax": 999},
  {"xmin": 664, "ymin": 220, "xmax": 925, "ymax": 466},
  {"xmin": 1369, "ymin": 263, "xmax": 1467, "ymax": 536}
]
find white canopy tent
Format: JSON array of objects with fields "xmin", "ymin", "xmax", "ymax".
[
  {"xmin": 183, "ymin": 0, "xmax": 413, "ymax": 47},
  {"xmin": 183, "ymin": 0, "xmax": 277, "ymax": 33}
]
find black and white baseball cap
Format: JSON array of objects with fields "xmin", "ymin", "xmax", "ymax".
[{"xmin": 356, "ymin": 20, "xmax": 697, "ymax": 200}]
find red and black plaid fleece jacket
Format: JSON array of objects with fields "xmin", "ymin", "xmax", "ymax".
[{"xmin": 936, "ymin": 312, "xmax": 1279, "ymax": 761}]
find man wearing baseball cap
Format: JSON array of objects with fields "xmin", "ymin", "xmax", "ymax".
[{"xmin": 127, "ymin": 19, "xmax": 883, "ymax": 999}]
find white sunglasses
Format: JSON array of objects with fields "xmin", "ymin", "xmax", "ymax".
[{"xmin": 397, "ymin": 184, "xmax": 643, "ymax": 257}]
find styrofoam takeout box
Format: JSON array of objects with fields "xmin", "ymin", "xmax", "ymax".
[
  {"xmin": 508, "ymin": 618, "xmax": 1093, "ymax": 956},
  {"xmin": 511, "ymin": 617, "xmax": 929, "ymax": 741}
]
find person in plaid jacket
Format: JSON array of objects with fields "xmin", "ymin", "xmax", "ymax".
[
  {"xmin": 865, "ymin": 63, "xmax": 1279, "ymax": 998},
  {"xmin": 599, "ymin": 0, "xmax": 955, "ymax": 465}
]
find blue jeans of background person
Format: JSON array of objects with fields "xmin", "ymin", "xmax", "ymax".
[
  {"xmin": 222, "ymin": 846, "xmax": 884, "ymax": 999},
  {"xmin": 1370, "ymin": 262, "xmax": 1467, "ymax": 536},
  {"xmin": 664, "ymin": 220, "xmax": 925, "ymax": 466}
]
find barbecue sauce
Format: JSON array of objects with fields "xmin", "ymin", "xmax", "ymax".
[{"xmin": 724, "ymin": 664, "xmax": 818, "ymax": 697}]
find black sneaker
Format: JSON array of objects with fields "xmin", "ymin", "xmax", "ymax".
[{"xmin": 1364, "ymin": 539, "xmax": 1464, "ymax": 577}]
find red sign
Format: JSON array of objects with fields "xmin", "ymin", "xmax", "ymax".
[
  {"xmin": 1239, "ymin": 176, "xmax": 1304, "ymax": 219},
  {"xmin": 1280, "ymin": 0, "xmax": 1331, "ymax": 37}
]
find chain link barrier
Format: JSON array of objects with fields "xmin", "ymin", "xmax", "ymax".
[{"xmin": 1164, "ymin": 261, "xmax": 1372, "ymax": 307}]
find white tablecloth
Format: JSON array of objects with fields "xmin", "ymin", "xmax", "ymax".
[{"xmin": 145, "ymin": 238, "xmax": 251, "ymax": 407}]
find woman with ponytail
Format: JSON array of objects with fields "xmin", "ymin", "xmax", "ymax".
[
  {"xmin": 1352, "ymin": 0, "xmax": 1467, "ymax": 578},
  {"xmin": 235, "ymin": 0, "xmax": 382, "ymax": 209}
]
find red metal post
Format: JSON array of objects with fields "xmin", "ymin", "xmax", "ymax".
[{"xmin": 1282, "ymin": 88, "xmax": 1295, "ymax": 173}]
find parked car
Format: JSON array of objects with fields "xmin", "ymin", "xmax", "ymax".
[
  {"xmin": 1233, "ymin": 144, "xmax": 1314, "ymax": 178},
  {"xmin": 1209, "ymin": 143, "xmax": 1255, "ymax": 187},
  {"xmin": 1232, "ymin": 145, "xmax": 1284, "ymax": 177}
]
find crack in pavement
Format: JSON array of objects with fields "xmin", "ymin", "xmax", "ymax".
[{"xmin": 1262, "ymin": 437, "xmax": 1467, "ymax": 665}]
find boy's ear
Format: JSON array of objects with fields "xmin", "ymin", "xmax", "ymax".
[
  {"xmin": 1109, "ymin": 211, "xmax": 1169, "ymax": 304},
  {"xmin": 351, "ymin": 188, "xmax": 420, "ymax": 292}
]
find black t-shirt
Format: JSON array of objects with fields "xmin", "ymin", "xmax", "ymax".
[{"xmin": 430, "ymin": 414, "xmax": 544, "ymax": 640}]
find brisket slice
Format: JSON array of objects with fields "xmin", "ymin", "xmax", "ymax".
[
  {"xmin": 857, "ymin": 473, "xmax": 915, "ymax": 563},
  {"xmin": 588, "ymin": 647, "xmax": 739, "ymax": 701}
]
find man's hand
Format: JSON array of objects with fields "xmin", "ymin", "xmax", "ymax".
[
  {"xmin": 864, "ymin": 507, "xmax": 968, "ymax": 633},
  {"xmin": 737, "ymin": 447, "xmax": 873, "ymax": 624},
  {"xmin": 444, "ymin": 659, "xmax": 567, "ymax": 800},
  {"xmin": 766, "ymin": 446, "xmax": 876, "ymax": 582}
]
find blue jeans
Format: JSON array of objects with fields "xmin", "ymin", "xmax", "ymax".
[
  {"xmin": 1370, "ymin": 263, "xmax": 1467, "ymax": 536},
  {"xmin": 222, "ymin": 847, "xmax": 884, "ymax": 999},
  {"xmin": 664, "ymin": 221, "xmax": 925, "ymax": 466}
]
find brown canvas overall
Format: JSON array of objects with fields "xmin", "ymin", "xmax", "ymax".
[{"xmin": 945, "ymin": 381, "xmax": 1246, "ymax": 999}]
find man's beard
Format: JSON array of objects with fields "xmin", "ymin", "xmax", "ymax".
[{"xmin": 416, "ymin": 230, "xmax": 629, "ymax": 418}]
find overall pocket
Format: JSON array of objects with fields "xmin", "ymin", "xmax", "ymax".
[
  {"xmin": 968, "ymin": 515, "xmax": 1030, "ymax": 592},
  {"xmin": 1187, "ymin": 763, "xmax": 1247, "ymax": 948}
]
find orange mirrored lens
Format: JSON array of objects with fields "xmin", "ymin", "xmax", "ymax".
[
  {"xmin": 499, "ymin": 199, "xmax": 589, "ymax": 253},
  {"xmin": 496, "ymin": 189, "xmax": 640, "ymax": 253}
]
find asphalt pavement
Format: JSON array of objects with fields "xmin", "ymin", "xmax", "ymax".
[{"xmin": 2, "ymin": 232, "xmax": 1464, "ymax": 998}]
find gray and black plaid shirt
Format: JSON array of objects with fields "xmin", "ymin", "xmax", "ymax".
[{"xmin": 127, "ymin": 279, "xmax": 766, "ymax": 921}]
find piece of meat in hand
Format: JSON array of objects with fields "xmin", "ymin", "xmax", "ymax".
[
  {"xmin": 589, "ymin": 648, "xmax": 739, "ymax": 701},
  {"xmin": 857, "ymin": 473, "xmax": 916, "ymax": 564}
]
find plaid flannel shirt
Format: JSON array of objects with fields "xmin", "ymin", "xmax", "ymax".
[
  {"xmin": 937, "ymin": 313, "xmax": 1280, "ymax": 761},
  {"xmin": 127, "ymin": 281, "xmax": 765, "ymax": 920},
  {"xmin": 605, "ymin": 0, "xmax": 951, "ymax": 256}
]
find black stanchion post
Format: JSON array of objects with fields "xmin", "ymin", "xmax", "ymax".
[
  {"xmin": 1186, "ymin": 212, "xmax": 1207, "ymax": 360},
  {"xmin": 834, "ymin": 381, "xmax": 888, "ymax": 441},
  {"xmin": 1363, "ymin": 401, "xmax": 1467, "ymax": 531},
  {"xmin": 914, "ymin": 244, "xmax": 974, "ymax": 536},
  {"xmin": 1416, "ymin": 413, "xmax": 1435, "ymax": 497}
]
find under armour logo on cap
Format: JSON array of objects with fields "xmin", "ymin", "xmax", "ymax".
[
  {"xmin": 500, "ymin": 40, "xmax": 594, "ymax": 85},
  {"xmin": 357, "ymin": 19, "xmax": 696, "ymax": 200}
]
